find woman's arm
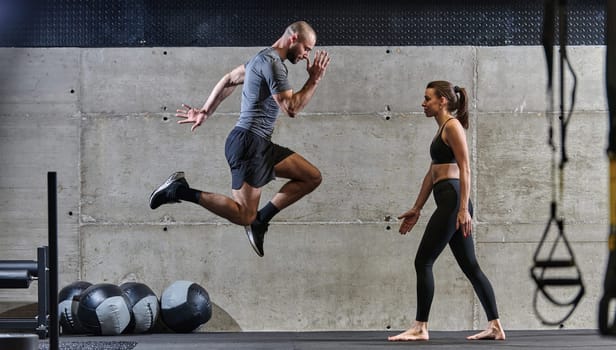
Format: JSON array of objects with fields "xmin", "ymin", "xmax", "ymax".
[
  {"xmin": 445, "ymin": 119, "xmax": 472, "ymax": 237},
  {"xmin": 398, "ymin": 167, "xmax": 433, "ymax": 234}
]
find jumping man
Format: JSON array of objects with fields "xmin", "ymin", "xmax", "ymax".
[{"xmin": 149, "ymin": 21, "xmax": 330, "ymax": 257}]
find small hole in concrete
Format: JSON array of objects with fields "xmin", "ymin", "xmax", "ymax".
[
  {"xmin": 386, "ymin": 225, "xmax": 391, "ymax": 230},
  {"xmin": 163, "ymin": 227, "xmax": 168, "ymax": 232},
  {"xmin": 68, "ymin": 211, "xmax": 73, "ymax": 216},
  {"xmin": 70, "ymin": 89, "xmax": 75, "ymax": 94}
]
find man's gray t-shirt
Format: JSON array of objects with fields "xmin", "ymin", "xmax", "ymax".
[{"xmin": 236, "ymin": 47, "xmax": 292, "ymax": 140}]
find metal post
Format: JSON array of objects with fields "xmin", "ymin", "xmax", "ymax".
[
  {"xmin": 599, "ymin": 0, "xmax": 616, "ymax": 335},
  {"xmin": 47, "ymin": 172, "xmax": 59, "ymax": 350}
]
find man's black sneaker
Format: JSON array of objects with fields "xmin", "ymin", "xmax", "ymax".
[
  {"xmin": 149, "ymin": 172, "xmax": 189, "ymax": 209},
  {"xmin": 244, "ymin": 220, "xmax": 268, "ymax": 257}
]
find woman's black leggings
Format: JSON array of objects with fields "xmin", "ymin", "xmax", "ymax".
[{"xmin": 414, "ymin": 179, "xmax": 499, "ymax": 322}]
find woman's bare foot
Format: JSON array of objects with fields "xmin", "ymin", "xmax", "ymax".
[
  {"xmin": 388, "ymin": 321, "xmax": 429, "ymax": 341},
  {"xmin": 466, "ymin": 319, "xmax": 506, "ymax": 340}
]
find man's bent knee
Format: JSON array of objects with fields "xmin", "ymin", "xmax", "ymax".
[{"xmin": 309, "ymin": 170, "xmax": 323, "ymax": 190}]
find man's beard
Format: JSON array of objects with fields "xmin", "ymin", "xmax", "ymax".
[{"xmin": 287, "ymin": 46, "xmax": 300, "ymax": 64}]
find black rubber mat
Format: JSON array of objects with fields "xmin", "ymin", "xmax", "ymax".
[
  {"xmin": 39, "ymin": 341, "xmax": 137, "ymax": 350},
  {"xmin": 44, "ymin": 330, "xmax": 616, "ymax": 350}
]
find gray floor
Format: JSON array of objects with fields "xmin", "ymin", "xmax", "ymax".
[{"xmin": 38, "ymin": 330, "xmax": 616, "ymax": 350}]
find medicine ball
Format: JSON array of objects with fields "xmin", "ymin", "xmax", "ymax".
[
  {"xmin": 77, "ymin": 283, "xmax": 131, "ymax": 335},
  {"xmin": 120, "ymin": 282, "xmax": 160, "ymax": 333},
  {"xmin": 58, "ymin": 281, "xmax": 92, "ymax": 334},
  {"xmin": 160, "ymin": 280, "xmax": 212, "ymax": 333}
]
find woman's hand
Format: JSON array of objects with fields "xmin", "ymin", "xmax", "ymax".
[
  {"xmin": 456, "ymin": 208, "xmax": 472, "ymax": 237},
  {"xmin": 398, "ymin": 207, "xmax": 421, "ymax": 235}
]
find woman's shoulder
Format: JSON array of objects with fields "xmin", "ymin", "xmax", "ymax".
[
  {"xmin": 443, "ymin": 118, "xmax": 465, "ymax": 140},
  {"xmin": 444, "ymin": 117, "xmax": 463, "ymax": 131}
]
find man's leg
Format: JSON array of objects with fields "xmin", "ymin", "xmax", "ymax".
[
  {"xmin": 251, "ymin": 152, "xmax": 321, "ymax": 226},
  {"xmin": 269, "ymin": 152, "xmax": 322, "ymax": 211},
  {"xmin": 244, "ymin": 152, "xmax": 322, "ymax": 257},
  {"xmin": 150, "ymin": 172, "xmax": 261, "ymax": 226},
  {"xmin": 150, "ymin": 173, "xmax": 266, "ymax": 256},
  {"xmin": 200, "ymin": 182, "xmax": 262, "ymax": 226}
]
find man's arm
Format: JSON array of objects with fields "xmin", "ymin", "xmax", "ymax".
[
  {"xmin": 176, "ymin": 64, "xmax": 245, "ymax": 131},
  {"xmin": 272, "ymin": 50, "xmax": 330, "ymax": 118},
  {"xmin": 201, "ymin": 64, "xmax": 245, "ymax": 115}
]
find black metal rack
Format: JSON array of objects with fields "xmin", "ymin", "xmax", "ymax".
[{"xmin": 0, "ymin": 246, "xmax": 50, "ymax": 339}]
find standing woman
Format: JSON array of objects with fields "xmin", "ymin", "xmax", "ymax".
[{"xmin": 389, "ymin": 81, "xmax": 506, "ymax": 341}]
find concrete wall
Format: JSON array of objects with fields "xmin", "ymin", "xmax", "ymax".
[{"xmin": 0, "ymin": 45, "xmax": 608, "ymax": 332}]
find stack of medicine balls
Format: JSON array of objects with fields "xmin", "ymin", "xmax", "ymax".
[{"xmin": 58, "ymin": 280, "xmax": 212, "ymax": 335}]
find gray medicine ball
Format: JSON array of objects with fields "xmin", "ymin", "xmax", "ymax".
[
  {"xmin": 160, "ymin": 280, "xmax": 212, "ymax": 333},
  {"xmin": 77, "ymin": 283, "xmax": 131, "ymax": 335}
]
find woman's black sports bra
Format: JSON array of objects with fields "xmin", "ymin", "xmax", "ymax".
[{"xmin": 430, "ymin": 118, "xmax": 456, "ymax": 164}]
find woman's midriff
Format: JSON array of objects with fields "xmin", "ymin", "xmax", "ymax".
[{"xmin": 431, "ymin": 163, "xmax": 459, "ymax": 184}]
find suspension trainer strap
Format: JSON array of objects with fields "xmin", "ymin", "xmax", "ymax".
[{"xmin": 531, "ymin": 0, "xmax": 584, "ymax": 326}]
